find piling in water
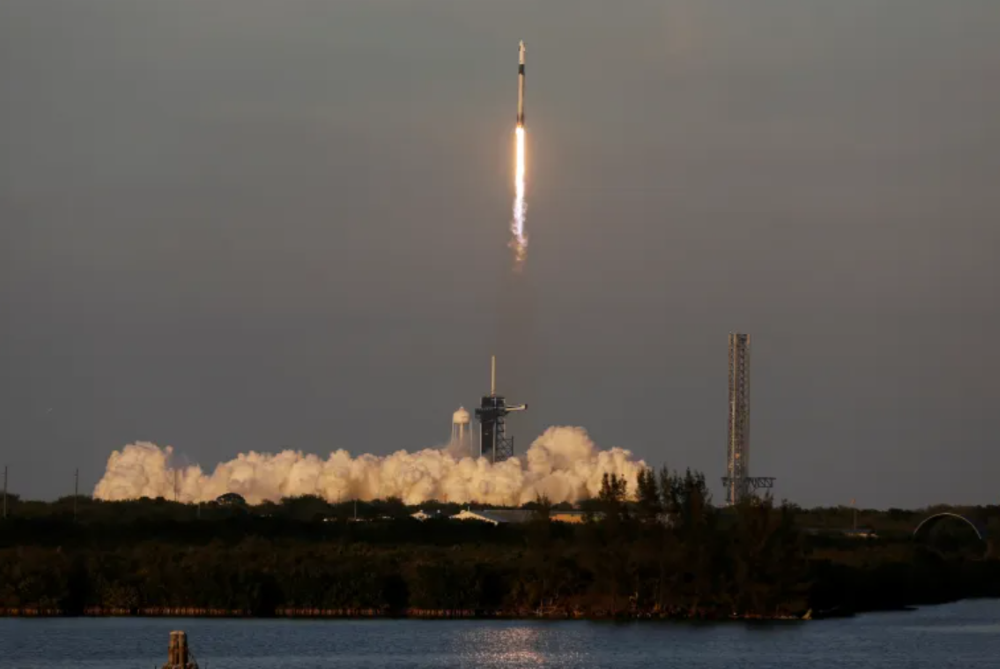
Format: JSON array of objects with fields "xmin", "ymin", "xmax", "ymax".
[{"xmin": 162, "ymin": 630, "xmax": 198, "ymax": 669}]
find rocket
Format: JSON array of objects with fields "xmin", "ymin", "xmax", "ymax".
[{"xmin": 517, "ymin": 40, "xmax": 525, "ymax": 127}]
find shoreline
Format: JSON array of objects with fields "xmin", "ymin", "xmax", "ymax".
[{"xmin": 0, "ymin": 605, "xmax": 854, "ymax": 621}]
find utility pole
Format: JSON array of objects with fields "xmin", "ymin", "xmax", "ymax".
[
  {"xmin": 354, "ymin": 498, "xmax": 358, "ymax": 521},
  {"xmin": 851, "ymin": 498, "xmax": 857, "ymax": 533},
  {"xmin": 74, "ymin": 468, "xmax": 79, "ymax": 521},
  {"xmin": 2, "ymin": 465, "xmax": 7, "ymax": 520}
]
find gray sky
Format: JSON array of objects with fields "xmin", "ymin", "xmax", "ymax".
[{"xmin": 1, "ymin": 0, "xmax": 998, "ymax": 507}]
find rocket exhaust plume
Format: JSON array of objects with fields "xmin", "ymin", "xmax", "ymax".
[
  {"xmin": 510, "ymin": 40, "xmax": 528, "ymax": 271},
  {"xmin": 93, "ymin": 426, "xmax": 646, "ymax": 506}
]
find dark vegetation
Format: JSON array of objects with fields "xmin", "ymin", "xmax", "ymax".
[{"xmin": 1, "ymin": 470, "xmax": 999, "ymax": 619}]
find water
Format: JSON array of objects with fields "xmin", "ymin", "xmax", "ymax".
[{"xmin": 2, "ymin": 600, "xmax": 999, "ymax": 668}]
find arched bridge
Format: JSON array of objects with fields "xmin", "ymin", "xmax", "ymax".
[{"xmin": 913, "ymin": 512, "xmax": 988, "ymax": 542}]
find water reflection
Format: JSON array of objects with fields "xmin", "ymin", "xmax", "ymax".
[{"xmin": 454, "ymin": 626, "xmax": 550, "ymax": 667}]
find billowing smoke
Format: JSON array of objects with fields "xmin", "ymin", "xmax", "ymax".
[{"xmin": 93, "ymin": 426, "xmax": 645, "ymax": 506}]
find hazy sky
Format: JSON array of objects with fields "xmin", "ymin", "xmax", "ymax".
[{"xmin": 2, "ymin": 0, "xmax": 998, "ymax": 507}]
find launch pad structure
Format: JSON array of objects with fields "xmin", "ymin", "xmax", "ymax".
[
  {"xmin": 476, "ymin": 356, "xmax": 527, "ymax": 463},
  {"xmin": 721, "ymin": 333, "xmax": 774, "ymax": 505}
]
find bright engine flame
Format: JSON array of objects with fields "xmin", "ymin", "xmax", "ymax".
[{"xmin": 510, "ymin": 125, "xmax": 527, "ymax": 270}]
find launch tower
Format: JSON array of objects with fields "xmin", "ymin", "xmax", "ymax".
[
  {"xmin": 475, "ymin": 356, "xmax": 527, "ymax": 463},
  {"xmin": 722, "ymin": 333, "xmax": 774, "ymax": 505}
]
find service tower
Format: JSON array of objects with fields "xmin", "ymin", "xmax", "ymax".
[{"xmin": 722, "ymin": 333, "xmax": 774, "ymax": 505}]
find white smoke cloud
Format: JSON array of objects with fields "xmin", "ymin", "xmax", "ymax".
[{"xmin": 93, "ymin": 426, "xmax": 646, "ymax": 506}]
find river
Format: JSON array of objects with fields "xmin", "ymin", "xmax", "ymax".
[{"xmin": 2, "ymin": 600, "xmax": 999, "ymax": 668}]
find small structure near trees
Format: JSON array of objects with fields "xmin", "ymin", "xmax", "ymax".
[{"xmin": 215, "ymin": 492, "xmax": 247, "ymax": 507}]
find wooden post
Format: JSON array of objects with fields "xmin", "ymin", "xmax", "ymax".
[
  {"xmin": 163, "ymin": 629, "xmax": 197, "ymax": 669},
  {"xmin": 168, "ymin": 631, "xmax": 178, "ymax": 666},
  {"xmin": 177, "ymin": 630, "xmax": 188, "ymax": 665}
]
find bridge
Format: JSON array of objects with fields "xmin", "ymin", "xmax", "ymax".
[{"xmin": 913, "ymin": 512, "xmax": 989, "ymax": 542}]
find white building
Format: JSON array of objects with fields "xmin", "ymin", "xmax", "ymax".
[{"xmin": 450, "ymin": 509, "xmax": 588, "ymax": 525}]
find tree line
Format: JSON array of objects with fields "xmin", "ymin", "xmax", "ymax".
[{"xmin": 1, "ymin": 468, "xmax": 997, "ymax": 619}]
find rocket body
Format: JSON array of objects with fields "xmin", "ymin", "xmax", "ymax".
[
  {"xmin": 517, "ymin": 40, "xmax": 525, "ymax": 126},
  {"xmin": 510, "ymin": 40, "xmax": 528, "ymax": 269}
]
